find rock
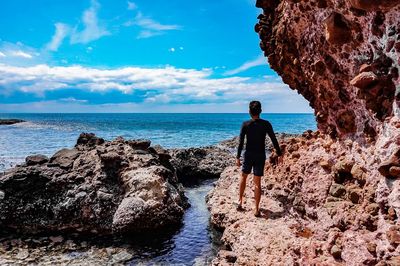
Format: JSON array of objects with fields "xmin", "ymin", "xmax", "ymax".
[
  {"xmin": 366, "ymin": 242, "xmax": 377, "ymax": 254},
  {"xmin": 0, "ymin": 190, "xmax": 4, "ymax": 200},
  {"xmin": 333, "ymin": 159, "xmax": 354, "ymax": 183},
  {"xmin": 330, "ymin": 245, "xmax": 342, "ymax": 259},
  {"xmin": 0, "ymin": 119, "xmax": 25, "ymax": 125},
  {"xmin": 366, "ymin": 203, "xmax": 380, "ymax": 216},
  {"xmin": 348, "ymin": 188, "xmax": 362, "ymax": 204},
  {"xmin": 329, "ymin": 183, "xmax": 346, "ymax": 198},
  {"xmin": 112, "ymin": 251, "xmax": 133, "ymax": 263},
  {"xmin": 350, "ymin": 72, "xmax": 378, "ymax": 90},
  {"xmin": 349, "ymin": 0, "xmax": 400, "ymax": 11},
  {"xmin": 49, "ymin": 236, "xmax": 64, "ymax": 243},
  {"xmin": 49, "ymin": 148, "xmax": 80, "ymax": 169},
  {"xmin": 0, "ymin": 133, "xmax": 187, "ymax": 235},
  {"xmin": 324, "ymin": 12, "xmax": 352, "ymax": 45},
  {"xmin": 169, "ymin": 146, "xmax": 235, "ymax": 182},
  {"xmin": 15, "ymin": 249, "xmax": 29, "ymax": 260},
  {"xmin": 389, "ymin": 166, "xmax": 400, "ymax": 177},
  {"xmin": 387, "ymin": 226, "xmax": 400, "ymax": 246},
  {"xmin": 25, "ymin": 155, "xmax": 49, "ymax": 166},
  {"xmin": 75, "ymin": 133, "xmax": 104, "ymax": 147},
  {"xmin": 350, "ymin": 164, "xmax": 366, "ymax": 185}
]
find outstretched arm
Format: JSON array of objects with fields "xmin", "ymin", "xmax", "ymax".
[
  {"xmin": 266, "ymin": 122, "xmax": 282, "ymax": 156},
  {"xmin": 237, "ymin": 122, "xmax": 246, "ymax": 159}
]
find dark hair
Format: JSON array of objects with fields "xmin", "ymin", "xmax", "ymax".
[{"xmin": 249, "ymin": 101, "xmax": 262, "ymax": 116}]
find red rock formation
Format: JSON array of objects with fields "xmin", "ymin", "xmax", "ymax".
[{"xmin": 208, "ymin": 0, "xmax": 400, "ymax": 265}]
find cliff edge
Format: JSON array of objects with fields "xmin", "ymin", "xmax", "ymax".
[{"xmin": 207, "ymin": 0, "xmax": 400, "ymax": 265}]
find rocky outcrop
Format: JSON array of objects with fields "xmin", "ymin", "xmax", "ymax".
[
  {"xmin": 0, "ymin": 119, "xmax": 25, "ymax": 125},
  {"xmin": 0, "ymin": 133, "xmax": 187, "ymax": 235},
  {"xmin": 208, "ymin": 0, "xmax": 400, "ymax": 265},
  {"xmin": 169, "ymin": 146, "xmax": 235, "ymax": 183}
]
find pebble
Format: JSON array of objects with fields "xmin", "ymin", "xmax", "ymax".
[
  {"xmin": 15, "ymin": 249, "xmax": 30, "ymax": 260},
  {"xmin": 112, "ymin": 251, "xmax": 133, "ymax": 263}
]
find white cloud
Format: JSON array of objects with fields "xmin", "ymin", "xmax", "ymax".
[
  {"xmin": 59, "ymin": 97, "xmax": 88, "ymax": 103},
  {"xmin": 125, "ymin": 11, "xmax": 181, "ymax": 39},
  {"xmin": 225, "ymin": 55, "xmax": 266, "ymax": 76},
  {"xmin": 179, "ymin": 47, "xmax": 184, "ymax": 50},
  {"xmin": 127, "ymin": 1, "xmax": 137, "ymax": 10},
  {"xmin": 46, "ymin": 23, "xmax": 70, "ymax": 51},
  {"xmin": 0, "ymin": 52, "xmax": 5, "ymax": 57},
  {"xmin": 9, "ymin": 50, "xmax": 33, "ymax": 59},
  {"xmin": 0, "ymin": 63, "xmax": 293, "ymax": 104},
  {"xmin": 169, "ymin": 47, "xmax": 175, "ymax": 52},
  {"xmin": 70, "ymin": 0, "xmax": 110, "ymax": 44},
  {"xmin": 46, "ymin": 0, "xmax": 109, "ymax": 50}
]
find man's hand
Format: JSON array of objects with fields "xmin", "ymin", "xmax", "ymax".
[{"xmin": 236, "ymin": 158, "xmax": 241, "ymax": 167}]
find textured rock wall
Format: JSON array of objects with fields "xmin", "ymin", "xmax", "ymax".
[
  {"xmin": 207, "ymin": 1, "xmax": 400, "ymax": 265},
  {"xmin": 256, "ymin": 0, "xmax": 400, "ymax": 139}
]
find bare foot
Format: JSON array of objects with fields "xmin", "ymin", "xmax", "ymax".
[{"xmin": 254, "ymin": 209, "xmax": 261, "ymax": 217}]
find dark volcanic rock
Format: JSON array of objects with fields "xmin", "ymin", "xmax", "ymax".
[
  {"xmin": 0, "ymin": 133, "xmax": 187, "ymax": 235},
  {"xmin": 169, "ymin": 146, "xmax": 235, "ymax": 183},
  {"xmin": 0, "ymin": 119, "xmax": 25, "ymax": 125}
]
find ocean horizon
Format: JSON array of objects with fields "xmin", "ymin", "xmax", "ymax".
[{"xmin": 0, "ymin": 113, "xmax": 316, "ymax": 171}]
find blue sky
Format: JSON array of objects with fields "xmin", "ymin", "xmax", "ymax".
[{"xmin": 0, "ymin": 0, "xmax": 312, "ymax": 113}]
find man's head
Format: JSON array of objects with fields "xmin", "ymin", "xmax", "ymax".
[{"xmin": 249, "ymin": 101, "xmax": 262, "ymax": 117}]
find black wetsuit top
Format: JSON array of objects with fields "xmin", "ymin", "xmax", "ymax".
[{"xmin": 236, "ymin": 118, "xmax": 282, "ymax": 159}]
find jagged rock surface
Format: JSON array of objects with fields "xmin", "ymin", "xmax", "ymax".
[
  {"xmin": 208, "ymin": 0, "xmax": 400, "ymax": 265},
  {"xmin": 169, "ymin": 146, "xmax": 235, "ymax": 183},
  {"xmin": 0, "ymin": 133, "xmax": 187, "ymax": 235}
]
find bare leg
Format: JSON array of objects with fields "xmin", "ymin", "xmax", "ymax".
[
  {"xmin": 253, "ymin": 175, "xmax": 262, "ymax": 215},
  {"xmin": 238, "ymin": 172, "xmax": 248, "ymax": 206}
]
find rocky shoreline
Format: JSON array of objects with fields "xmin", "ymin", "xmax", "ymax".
[
  {"xmin": 0, "ymin": 119, "xmax": 25, "ymax": 125},
  {"xmin": 201, "ymin": 0, "xmax": 399, "ymax": 265}
]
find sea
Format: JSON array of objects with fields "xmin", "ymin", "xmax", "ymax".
[
  {"xmin": 0, "ymin": 113, "xmax": 316, "ymax": 265},
  {"xmin": 0, "ymin": 113, "xmax": 316, "ymax": 172}
]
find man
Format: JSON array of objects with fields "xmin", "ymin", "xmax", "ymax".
[{"xmin": 236, "ymin": 101, "xmax": 282, "ymax": 217}]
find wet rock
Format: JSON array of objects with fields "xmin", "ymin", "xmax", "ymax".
[
  {"xmin": 111, "ymin": 251, "xmax": 133, "ymax": 263},
  {"xmin": 0, "ymin": 133, "xmax": 187, "ymax": 235},
  {"xmin": 25, "ymin": 155, "xmax": 49, "ymax": 166},
  {"xmin": 0, "ymin": 119, "xmax": 25, "ymax": 125}
]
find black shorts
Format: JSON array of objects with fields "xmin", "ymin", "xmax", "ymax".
[{"xmin": 241, "ymin": 152, "xmax": 266, "ymax": 176}]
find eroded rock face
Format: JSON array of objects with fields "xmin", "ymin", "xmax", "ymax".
[
  {"xmin": 0, "ymin": 133, "xmax": 187, "ymax": 235},
  {"xmin": 208, "ymin": 0, "xmax": 400, "ymax": 265},
  {"xmin": 169, "ymin": 146, "xmax": 235, "ymax": 183},
  {"xmin": 256, "ymin": 0, "xmax": 400, "ymax": 137}
]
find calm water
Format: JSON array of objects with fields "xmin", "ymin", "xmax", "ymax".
[
  {"xmin": 0, "ymin": 113, "xmax": 316, "ymax": 171},
  {"xmin": 0, "ymin": 113, "xmax": 315, "ymax": 265}
]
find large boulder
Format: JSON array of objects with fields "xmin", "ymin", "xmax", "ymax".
[
  {"xmin": 169, "ymin": 146, "xmax": 235, "ymax": 183},
  {"xmin": 0, "ymin": 133, "xmax": 188, "ymax": 235}
]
